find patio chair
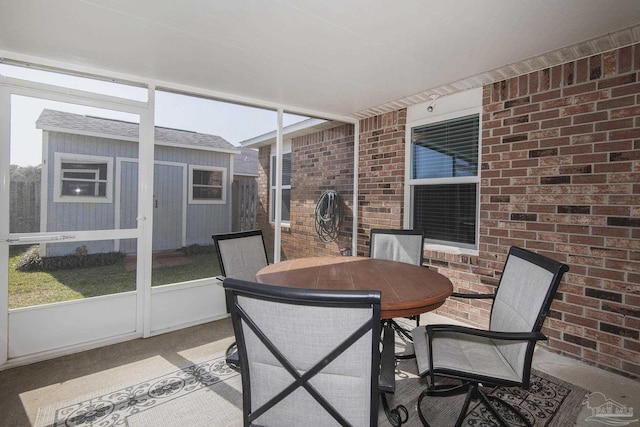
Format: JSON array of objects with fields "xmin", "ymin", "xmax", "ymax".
[
  {"xmin": 369, "ymin": 228, "xmax": 424, "ymax": 267},
  {"xmin": 369, "ymin": 228, "xmax": 425, "ymax": 339},
  {"xmin": 212, "ymin": 229, "xmax": 269, "ymax": 368},
  {"xmin": 224, "ymin": 277, "xmax": 383, "ymax": 427},
  {"xmin": 411, "ymin": 246, "xmax": 569, "ymax": 427},
  {"xmin": 212, "ymin": 229, "xmax": 269, "ymax": 282}
]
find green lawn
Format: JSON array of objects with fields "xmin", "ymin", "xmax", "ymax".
[{"xmin": 8, "ymin": 247, "xmax": 221, "ymax": 309}]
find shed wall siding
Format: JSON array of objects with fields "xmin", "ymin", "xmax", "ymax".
[
  {"xmin": 118, "ymin": 160, "xmax": 139, "ymax": 253},
  {"xmin": 155, "ymin": 145, "xmax": 232, "ymax": 247},
  {"xmin": 44, "ymin": 132, "xmax": 133, "ymax": 255},
  {"xmin": 44, "ymin": 133, "xmax": 232, "ymax": 256}
]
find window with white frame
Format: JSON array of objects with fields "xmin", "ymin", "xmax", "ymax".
[
  {"xmin": 189, "ymin": 166, "xmax": 226, "ymax": 203},
  {"xmin": 270, "ymin": 152, "xmax": 291, "ymax": 223},
  {"xmin": 54, "ymin": 153, "xmax": 113, "ymax": 203},
  {"xmin": 408, "ymin": 113, "xmax": 479, "ymax": 250}
]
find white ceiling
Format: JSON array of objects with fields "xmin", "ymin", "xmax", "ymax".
[{"xmin": 1, "ymin": 0, "xmax": 640, "ymax": 119}]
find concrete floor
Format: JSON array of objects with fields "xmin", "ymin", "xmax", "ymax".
[
  {"xmin": 0, "ymin": 314, "xmax": 638, "ymax": 427},
  {"xmin": 0, "ymin": 319, "xmax": 236, "ymax": 427}
]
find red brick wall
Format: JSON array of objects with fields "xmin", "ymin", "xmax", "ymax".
[
  {"xmin": 288, "ymin": 123, "xmax": 355, "ymax": 258},
  {"xmin": 356, "ymin": 110, "xmax": 407, "ymax": 256},
  {"xmin": 257, "ymin": 123, "xmax": 355, "ymax": 259},
  {"xmin": 256, "ymin": 147, "xmax": 275, "ymax": 259},
  {"xmin": 431, "ymin": 45, "xmax": 640, "ymax": 378},
  {"xmin": 259, "ymin": 45, "xmax": 639, "ymax": 378}
]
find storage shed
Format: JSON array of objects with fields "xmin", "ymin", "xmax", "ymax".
[{"xmin": 36, "ymin": 109, "xmax": 240, "ymax": 256}]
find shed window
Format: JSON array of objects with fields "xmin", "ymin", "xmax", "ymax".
[
  {"xmin": 408, "ymin": 114, "xmax": 479, "ymax": 249},
  {"xmin": 189, "ymin": 166, "xmax": 226, "ymax": 204},
  {"xmin": 61, "ymin": 163, "xmax": 108, "ymax": 197},
  {"xmin": 54, "ymin": 153, "xmax": 113, "ymax": 203}
]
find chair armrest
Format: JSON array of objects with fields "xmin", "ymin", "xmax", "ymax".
[
  {"xmin": 426, "ymin": 324, "xmax": 547, "ymax": 343},
  {"xmin": 379, "ymin": 325, "xmax": 396, "ymax": 394},
  {"xmin": 451, "ymin": 292, "xmax": 495, "ymax": 299}
]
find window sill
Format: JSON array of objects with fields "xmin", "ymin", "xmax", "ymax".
[
  {"xmin": 423, "ymin": 243, "xmax": 478, "ymax": 257},
  {"xmin": 270, "ymin": 222, "xmax": 291, "ymax": 229}
]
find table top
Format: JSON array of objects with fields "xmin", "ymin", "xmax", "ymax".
[{"xmin": 255, "ymin": 256, "xmax": 453, "ymax": 320}]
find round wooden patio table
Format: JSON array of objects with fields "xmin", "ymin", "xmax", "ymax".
[{"xmin": 255, "ymin": 256, "xmax": 453, "ymax": 320}]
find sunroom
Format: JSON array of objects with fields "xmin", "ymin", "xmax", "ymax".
[{"xmin": 0, "ymin": 1, "xmax": 639, "ymax": 425}]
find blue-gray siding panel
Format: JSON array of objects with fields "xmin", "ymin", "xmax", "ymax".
[
  {"xmin": 186, "ymin": 204, "xmax": 229, "ymax": 246},
  {"xmin": 153, "ymin": 163, "xmax": 183, "ymax": 251},
  {"xmin": 156, "ymin": 146, "xmax": 232, "ymax": 249},
  {"xmin": 120, "ymin": 161, "xmax": 138, "ymax": 253},
  {"xmin": 45, "ymin": 132, "xmax": 138, "ymax": 256},
  {"xmin": 44, "ymin": 134, "xmax": 232, "ymax": 255},
  {"xmin": 154, "ymin": 146, "xmax": 229, "ymax": 167},
  {"xmin": 44, "ymin": 240, "xmax": 117, "ymax": 257}
]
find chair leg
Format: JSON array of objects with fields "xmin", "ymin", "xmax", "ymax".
[
  {"xmin": 381, "ymin": 392, "xmax": 408, "ymax": 427},
  {"xmin": 417, "ymin": 380, "xmax": 531, "ymax": 427},
  {"xmin": 225, "ymin": 341, "xmax": 240, "ymax": 371},
  {"xmin": 390, "ymin": 319, "xmax": 413, "ymax": 341},
  {"xmin": 383, "ymin": 319, "xmax": 415, "ymax": 359},
  {"xmin": 453, "ymin": 384, "xmax": 476, "ymax": 427},
  {"xmin": 416, "ymin": 380, "xmax": 470, "ymax": 426},
  {"xmin": 478, "ymin": 388, "xmax": 532, "ymax": 427}
]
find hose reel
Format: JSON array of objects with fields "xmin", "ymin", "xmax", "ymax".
[{"xmin": 314, "ymin": 190, "xmax": 340, "ymax": 242}]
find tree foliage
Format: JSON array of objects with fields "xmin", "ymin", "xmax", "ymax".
[{"xmin": 10, "ymin": 164, "xmax": 41, "ymax": 182}]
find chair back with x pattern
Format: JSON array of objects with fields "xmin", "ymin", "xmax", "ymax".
[{"xmin": 224, "ymin": 278, "xmax": 381, "ymax": 427}]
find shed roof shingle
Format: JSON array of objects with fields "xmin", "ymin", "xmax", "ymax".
[{"xmin": 36, "ymin": 109, "xmax": 240, "ymax": 154}]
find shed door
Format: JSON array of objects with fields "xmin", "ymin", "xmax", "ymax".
[{"xmin": 152, "ymin": 163, "xmax": 184, "ymax": 251}]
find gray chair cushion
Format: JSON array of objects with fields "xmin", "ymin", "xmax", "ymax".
[
  {"xmin": 370, "ymin": 232, "xmax": 423, "ymax": 266},
  {"xmin": 235, "ymin": 291, "xmax": 377, "ymax": 427},
  {"xmin": 410, "ymin": 247, "xmax": 569, "ymax": 426},
  {"xmin": 491, "ymin": 256, "xmax": 554, "ymax": 379},
  {"xmin": 221, "ymin": 237, "xmax": 383, "ymax": 426},
  {"xmin": 217, "ymin": 234, "xmax": 268, "ymax": 281},
  {"xmin": 412, "ymin": 325, "xmax": 521, "ymax": 384}
]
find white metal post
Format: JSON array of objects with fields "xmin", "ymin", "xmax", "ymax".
[
  {"xmin": 273, "ymin": 109, "xmax": 283, "ymax": 263},
  {"xmin": 352, "ymin": 121, "xmax": 359, "ymax": 256},
  {"xmin": 139, "ymin": 85, "xmax": 154, "ymax": 338}
]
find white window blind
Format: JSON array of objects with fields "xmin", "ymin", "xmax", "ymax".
[
  {"xmin": 410, "ymin": 114, "xmax": 479, "ymax": 248},
  {"xmin": 411, "ymin": 115, "xmax": 478, "ymax": 180}
]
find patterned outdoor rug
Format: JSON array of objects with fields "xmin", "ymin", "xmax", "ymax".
[
  {"xmin": 36, "ymin": 352, "xmax": 588, "ymax": 426},
  {"xmin": 405, "ymin": 368, "xmax": 587, "ymax": 427}
]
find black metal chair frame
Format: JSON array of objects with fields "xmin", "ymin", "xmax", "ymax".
[
  {"xmin": 368, "ymin": 229, "xmax": 426, "ymax": 425},
  {"xmin": 212, "ymin": 229, "xmax": 269, "ymax": 281},
  {"xmin": 369, "ymin": 228, "xmax": 425, "ymax": 266},
  {"xmin": 369, "ymin": 228, "xmax": 425, "ymax": 356},
  {"xmin": 224, "ymin": 278, "xmax": 382, "ymax": 427},
  {"xmin": 416, "ymin": 246, "xmax": 569, "ymax": 427},
  {"xmin": 212, "ymin": 229, "xmax": 269, "ymax": 369}
]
